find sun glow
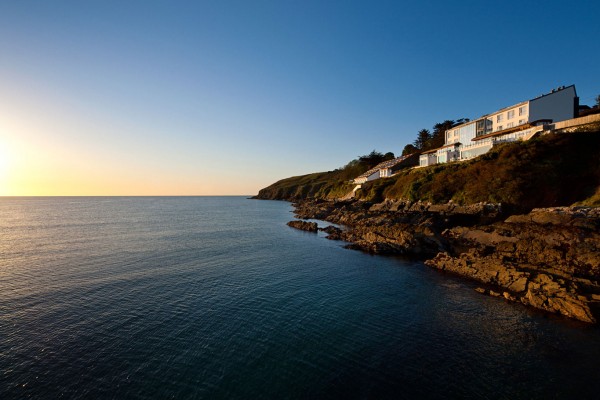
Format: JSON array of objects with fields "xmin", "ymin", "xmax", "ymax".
[{"xmin": 0, "ymin": 139, "xmax": 11, "ymax": 186}]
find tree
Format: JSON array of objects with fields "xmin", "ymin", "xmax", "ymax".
[
  {"xmin": 358, "ymin": 150, "xmax": 394, "ymax": 168},
  {"xmin": 430, "ymin": 120, "xmax": 456, "ymax": 149},
  {"xmin": 596, "ymin": 95, "xmax": 600, "ymax": 108},
  {"xmin": 414, "ymin": 129, "xmax": 431, "ymax": 150},
  {"xmin": 401, "ymin": 144, "xmax": 418, "ymax": 156}
]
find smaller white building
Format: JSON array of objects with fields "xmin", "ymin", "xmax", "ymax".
[
  {"xmin": 354, "ymin": 170, "xmax": 380, "ymax": 184},
  {"xmin": 354, "ymin": 154, "xmax": 419, "ymax": 183},
  {"xmin": 419, "ymin": 150, "xmax": 438, "ymax": 167}
]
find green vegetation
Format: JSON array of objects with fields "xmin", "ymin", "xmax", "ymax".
[
  {"xmin": 254, "ymin": 171, "xmax": 353, "ymax": 200},
  {"xmin": 357, "ymin": 131, "xmax": 600, "ymax": 211},
  {"xmin": 402, "ymin": 119, "xmax": 469, "ymax": 155},
  {"xmin": 255, "ymin": 150, "xmax": 393, "ymax": 200},
  {"xmin": 256, "ymin": 130, "xmax": 600, "ymax": 212}
]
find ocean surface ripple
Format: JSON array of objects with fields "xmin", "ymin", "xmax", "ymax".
[{"xmin": 1, "ymin": 197, "xmax": 599, "ymax": 399}]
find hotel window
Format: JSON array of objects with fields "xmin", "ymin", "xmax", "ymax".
[
  {"xmin": 497, "ymin": 125, "xmax": 503, "ymax": 131},
  {"xmin": 507, "ymin": 110, "xmax": 515, "ymax": 119},
  {"xmin": 507, "ymin": 122, "xmax": 514, "ymax": 128},
  {"xmin": 497, "ymin": 114, "xmax": 504, "ymax": 123},
  {"xmin": 518, "ymin": 119, "xmax": 525, "ymax": 125},
  {"xmin": 519, "ymin": 105, "xmax": 527, "ymax": 116}
]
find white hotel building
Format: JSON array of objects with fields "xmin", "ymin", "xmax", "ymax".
[{"xmin": 419, "ymin": 85, "xmax": 579, "ymax": 166}]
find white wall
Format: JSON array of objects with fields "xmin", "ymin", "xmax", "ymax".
[
  {"xmin": 460, "ymin": 142, "xmax": 492, "ymax": 159},
  {"xmin": 366, "ymin": 170, "xmax": 380, "ymax": 182},
  {"xmin": 419, "ymin": 154, "xmax": 437, "ymax": 166},
  {"xmin": 489, "ymin": 103, "xmax": 528, "ymax": 131},
  {"xmin": 445, "ymin": 121, "xmax": 476, "ymax": 146},
  {"xmin": 529, "ymin": 86, "xmax": 576, "ymax": 123}
]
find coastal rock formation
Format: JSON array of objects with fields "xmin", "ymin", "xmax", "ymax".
[
  {"xmin": 426, "ymin": 207, "xmax": 600, "ymax": 323},
  {"xmin": 319, "ymin": 225, "xmax": 343, "ymax": 239},
  {"xmin": 289, "ymin": 199, "xmax": 600, "ymax": 323},
  {"xmin": 291, "ymin": 199, "xmax": 502, "ymax": 256},
  {"xmin": 286, "ymin": 220, "xmax": 319, "ymax": 233}
]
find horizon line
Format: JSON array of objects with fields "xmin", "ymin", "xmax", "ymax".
[{"xmin": 0, "ymin": 194, "xmax": 256, "ymax": 198}]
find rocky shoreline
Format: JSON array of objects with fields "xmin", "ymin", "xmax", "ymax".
[{"xmin": 286, "ymin": 199, "xmax": 600, "ymax": 323}]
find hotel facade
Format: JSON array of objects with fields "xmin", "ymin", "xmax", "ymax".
[{"xmin": 419, "ymin": 85, "xmax": 579, "ymax": 167}]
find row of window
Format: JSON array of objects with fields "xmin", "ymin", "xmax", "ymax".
[
  {"xmin": 445, "ymin": 104, "xmax": 529, "ymax": 141},
  {"xmin": 496, "ymin": 105, "xmax": 528, "ymax": 123},
  {"xmin": 496, "ymin": 119, "xmax": 529, "ymax": 132}
]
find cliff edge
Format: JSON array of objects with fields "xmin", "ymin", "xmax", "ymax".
[{"xmin": 256, "ymin": 130, "xmax": 600, "ymax": 323}]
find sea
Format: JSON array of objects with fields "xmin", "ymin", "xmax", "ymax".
[{"xmin": 1, "ymin": 196, "xmax": 599, "ymax": 399}]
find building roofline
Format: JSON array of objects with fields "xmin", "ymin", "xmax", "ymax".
[
  {"xmin": 445, "ymin": 84, "xmax": 576, "ymax": 133},
  {"xmin": 471, "ymin": 124, "xmax": 533, "ymax": 141},
  {"xmin": 354, "ymin": 154, "xmax": 415, "ymax": 179},
  {"xmin": 420, "ymin": 148, "xmax": 438, "ymax": 154},
  {"xmin": 439, "ymin": 142, "xmax": 461, "ymax": 149},
  {"xmin": 529, "ymin": 84, "xmax": 576, "ymax": 102},
  {"xmin": 420, "ymin": 142, "xmax": 459, "ymax": 154}
]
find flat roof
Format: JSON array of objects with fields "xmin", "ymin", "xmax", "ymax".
[
  {"xmin": 439, "ymin": 142, "xmax": 461, "ymax": 149},
  {"xmin": 419, "ymin": 142, "xmax": 460, "ymax": 155},
  {"xmin": 420, "ymin": 148, "xmax": 438, "ymax": 155},
  {"xmin": 471, "ymin": 124, "xmax": 532, "ymax": 141},
  {"xmin": 446, "ymin": 85, "xmax": 576, "ymax": 132}
]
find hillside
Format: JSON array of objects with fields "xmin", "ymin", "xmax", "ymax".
[
  {"xmin": 254, "ymin": 151, "xmax": 393, "ymax": 201},
  {"xmin": 255, "ymin": 130, "xmax": 600, "ymax": 212}
]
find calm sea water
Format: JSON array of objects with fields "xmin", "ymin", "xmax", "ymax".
[{"xmin": 1, "ymin": 197, "xmax": 599, "ymax": 399}]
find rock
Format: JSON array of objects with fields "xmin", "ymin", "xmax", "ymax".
[
  {"xmin": 320, "ymin": 225, "xmax": 341, "ymax": 234},
  {"xmin": 291, "ymin": 199, "xmax": 600, "ymax": 324},
  {"xmin": 320, "ymin": 225, "xmax": 343, "ymax": 240},
  {"xmin": 286, "ymin": 220, "xmax": 318, "ymax": 233},
  {"xmin": 507, "ymin": 277, "xmax": 528, "ymax": 293},
  {"xmin": 503, "ymin": 292, "xmax": 515, "ymax": 301}
]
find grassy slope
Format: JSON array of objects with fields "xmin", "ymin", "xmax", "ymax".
[
  {"xmin": 254, "ymin": 160, "xmax": 369, "ymax": 200},
  {"xmin": 256, "ymin": 130, "xmax": 600, "ymax": 210},
  {"xmin": 255, "ymin": 170, "xmax": 354, "ymax": 200}
]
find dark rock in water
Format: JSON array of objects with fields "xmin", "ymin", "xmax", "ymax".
[
  {"xmin": 320, "ymin": 225, "xmax": 341, "ymax": 234},
  {"xmin": 290, "ymin": 198, "xmax": 498, "ymax": 258},
  {"xmin": 287, "ymin": 220, "xmax": 318, "ymax": 233},
  {"xmin": 289, "ymin": 199, "xmax": 600, "ymax": 324},
  {"xmin": 319, "ymin": 225, "xmax": 343, "ymax": 240}
]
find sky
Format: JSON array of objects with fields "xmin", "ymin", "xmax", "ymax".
[{"xmin": 0, "ymin": 0, "xmax": 598, "ymax": 195}]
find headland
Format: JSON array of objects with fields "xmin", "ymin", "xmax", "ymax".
[{"xmin": 254, "ymin": 128, "xmax": 600, "ymax": 323}]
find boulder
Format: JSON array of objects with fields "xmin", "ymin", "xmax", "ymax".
[{"xmin": 287, "ymin": 220, "xmax": 318, "ymax": 233}]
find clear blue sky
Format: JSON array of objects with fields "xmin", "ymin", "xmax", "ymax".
[{"xmin": 0, "ymin": 0, "xmax": 598, "ymax": 195}]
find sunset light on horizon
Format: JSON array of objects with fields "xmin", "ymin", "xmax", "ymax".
[{"xmin": 1, "ymin": 1, "xmax": 598, "ymax": 196}]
